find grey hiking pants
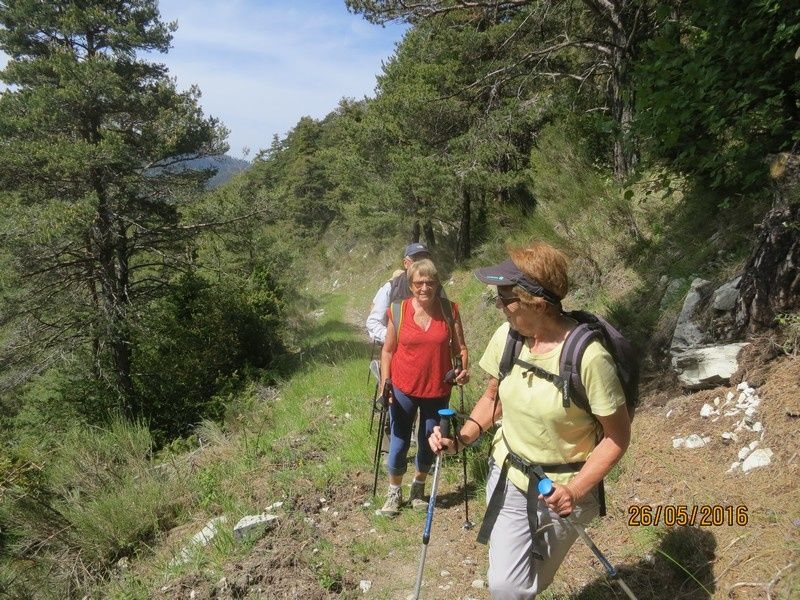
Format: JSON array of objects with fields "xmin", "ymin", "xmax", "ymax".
[{"xmin": 485, "ymin": 460, "xmax": 600, "ymax": 599}]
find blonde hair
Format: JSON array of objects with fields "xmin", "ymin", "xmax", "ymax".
[
  {"xmin": 507, "ymin": 241, "xmax": 568, "ymax": 311},
  {"xmin": 407, "ymin": 258, "xmax": 439, "ymax": 286}
]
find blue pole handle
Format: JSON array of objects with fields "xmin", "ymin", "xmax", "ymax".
[
  {"xmin": 537, "ymin": 476, "xmax": 619, "ymax": 580},
  {"xmin": 538, "ymin": 477, "xmax": 554, "ymax": 497},
  {"xmin": 438, "ymin": 408, "xmax": 456, "ymax": 438}
]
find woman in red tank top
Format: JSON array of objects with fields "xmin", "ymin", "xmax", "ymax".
[{"xmin": 376, "ymin": 258, "xmax": 469, "ymax": 516}]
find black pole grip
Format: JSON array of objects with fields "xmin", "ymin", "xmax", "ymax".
[
  {"xmin": 440, "ymin": 415, "xmax": 450, "ymax": 439},
  {"xmin": 380, "ymin": 379, "xmax": 392, "ymax": 407}
]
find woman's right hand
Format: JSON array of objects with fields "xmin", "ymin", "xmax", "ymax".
[
  {"xmin": 428, "ymin": 425, "xmax": 456, "ymax": 455},
  {"xmin": 380, "ymin": 379, "xmax": 393, "ymax": 405}
]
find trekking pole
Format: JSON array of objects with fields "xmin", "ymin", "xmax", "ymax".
[
  {"xmin": 368, "ymin": 359, "xmax": 381, "ymax": 435},
  {"xmin": 537, "ymin": 478, "xmax": 639, "ymax": 600},
  {"xmin": 457, "ymin": 384, "xmax": 473, "ymax": 530},
  {"xmin": 371, "ymin": 379, "xmax": 392, "ymax": 497},
  {"xmin": 412, "ymin": 408, "xmax": 456, "ymax": 600}
]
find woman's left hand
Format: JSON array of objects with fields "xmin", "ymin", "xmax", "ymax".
[
  {"xmin": 540, "ymin": 482, "xmax": 577, "ymax": 517},
  {"xmin": 455, "ymin": 368, "xmax": 470, "ymax": 385}
]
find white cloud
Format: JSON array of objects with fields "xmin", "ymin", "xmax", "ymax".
[
  {"xmin": 1, "ymin": 1, "xmax": 407, "ymax": 158},
  {"xmin": 156, "ymin": 0, "xmax": 406, "ymax": 157}
]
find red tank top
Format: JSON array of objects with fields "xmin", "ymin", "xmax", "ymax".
[{"xmin": 389, "ymin": 298, "xmax": 457, "ymax": 398}]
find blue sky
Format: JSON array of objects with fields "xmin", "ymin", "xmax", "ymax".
[{"xmin": 1, "ymin": 1, "xmax": 407, "ymax": 159}]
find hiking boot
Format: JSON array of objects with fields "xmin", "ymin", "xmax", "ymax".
[
  {"xmin": 408, "ymin": 481, "xmax": 427, "ymax": 511},
  {"xmin": 376, "ymin": 487, "xmax": 402, "ymax": 517}
]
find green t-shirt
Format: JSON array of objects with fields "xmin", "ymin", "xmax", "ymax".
[{"xmin": 479, "ymin": 321, "xmax": 625, "ymax": 489}]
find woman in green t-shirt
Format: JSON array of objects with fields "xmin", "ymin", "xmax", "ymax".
[{"xmin": 429, "ymin": 240, "xmax": 630, "ymax": 600}]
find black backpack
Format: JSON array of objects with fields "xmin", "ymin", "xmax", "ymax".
[{"xmin": 498, "ymin": 310, "xmax": 639, "ymax": 420}]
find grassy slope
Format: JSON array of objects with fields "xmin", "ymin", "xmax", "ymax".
[{"xmin": 90, "ymin": 233, "xmax": 799, "ymax": 600}]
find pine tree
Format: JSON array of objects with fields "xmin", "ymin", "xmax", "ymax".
[{"xmin": 0, "ymin": 0, "xmax": 228, "ymax": 416}]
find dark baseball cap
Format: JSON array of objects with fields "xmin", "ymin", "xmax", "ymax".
[
  {"xmin": 404, "ymin": 242, "xmax": 429, "ymax": 258},
  {"xmin": 474, "ymin": 259, "xmax": 562, "ymax": 304}
]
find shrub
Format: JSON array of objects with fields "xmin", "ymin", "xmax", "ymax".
[{"xmin": 132, "ymin": 272, "xmax": 285, "ymax": 442}]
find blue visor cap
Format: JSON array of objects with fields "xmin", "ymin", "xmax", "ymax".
[
  {"xmin": 474, "ymin": 259, "xmax": 562, "ymax": 305},
  {"xmin": 404, "ymin": 242, "xmax": 429, "ymax": 258}
]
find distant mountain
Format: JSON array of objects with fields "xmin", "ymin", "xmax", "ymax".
[{"xmin": 180, "ymin": 154, "xmax": 251, "ymax": 188}]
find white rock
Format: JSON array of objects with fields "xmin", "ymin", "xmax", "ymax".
[
  {"xmin": 233, "ymin": 514, "xmax": 278, "ymax": 542},
  {"xmin": 472, "ymin": 580, "xmax": 486, "ymax": 589},
  {"xmin": 742, "ymin": 448, "xmax": 773, "ymax": 472},
  {"xmin": 362, "ymin": 502, "xmax": 371, "ymax": 508},
  {"xmin": 752, "ymin": 422, "xmax": 763, "ymax": 432},
  {"xmin": 713, "ymin": 397, "xmax": 720, "ymax": 406},
  {"xmin": 672, "ymin": 343, "xmax": 749, "ymax": 389},
  {"xmin": 738, "ymin": 446, "xmax": 753, "ymax": 461},
  {"xmin": 749, "ymin": 440, "xmax": 760, "ymax": 450},
  {"xmin": 700, "ymin": 403, "xmax": 717, "ymax": 418},
  {"xmin": 726, "ymin": 391, "xmax": 735, "ymax": 402},
  {"xmin": 721, "ymin": 432, "xmax": 738, "ymax": 443},
  {"xmin": 712, "ymin": 277, "xmax": 741, "ymax": 311},
  {"xmin": 744, "ymin": 387, "xmax": 756, "ymax": 397},
  {"xmin": 359, "ymin": 580, "xmax": 372, "ymax": 593},
  {"xmin": 737, "ymin": 381, "xmax": 750, "ymax": 391},
  {"xmin": 440, "ymin": 571, "xmax": 451, "ymax": 577},
  {"xmin": 745, "ymin": 406, "xmax": 758, "ymax": 418},
  {"xmin": 726, "ymin": 462, "xmax": 741, "ymax": 474},
  {"xmin": 672, "ymin": 437, "xmax": 685, "ymax": 449},
  {"xmin": 723, "ymin": 409, "xmax": 740, "ymax": 417},
  {"xmin": 265, "ymin": 501, "xmax": 284, "ymax": 511},
  {"xmin": 683, "ymin": 434, "xmax": 709, "ymax": 449},
  {"xmin": 666, "ymin": 409, "xmax": 674, "ymax": 418}
]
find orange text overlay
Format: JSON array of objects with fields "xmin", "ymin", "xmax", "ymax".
[{"xmin": 627, "ymin": 504, "xmax": 749, "ymax": 527}]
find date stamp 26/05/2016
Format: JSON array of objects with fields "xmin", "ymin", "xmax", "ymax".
[{"xmin": 627, "ymin": 504, "xmax": 749, "ymax": 527}]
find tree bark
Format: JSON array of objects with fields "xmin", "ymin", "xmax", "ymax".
[
  {"xmin": 607, "ymin": 0, "xmax": 636, "ymax": 180},
  {"xmin": 735, "ymin": 156, "xmax": 800, "ymax": 332},
  {"xmin": 93, "ymin": 179, "xmax": 136, "ymax": 416},
  {"xmin": 411, "ymin": 219, "xmax": 421, "ymax": 243},
  {"xmin": 423, "ymin": 220, "xmax": 436, "ymax": 248},
  {"xmin": 457, "ymin": 186, "xmax": 471, "ymax": 261}
]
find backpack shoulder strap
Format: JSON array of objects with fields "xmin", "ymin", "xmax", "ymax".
[
  {"xmin": 498, "ymin": 328, "xmax": 525, "ymax": 382},
  {"xmin": 438, "ymin": 297, "xmax": 461, "ymax": 369},
  {"xmin": 560, "ymin": 311, "xmax": 604, "ymax": 414},
  {"xmin": 439, "ymin": 297, "xmax": 455, "ymax": 330},
  {"xmin": 390, "ymin": 300, "xmax": 404, "ymax": 343}
]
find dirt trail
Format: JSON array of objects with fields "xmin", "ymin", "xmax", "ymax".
[{"xmin": 162, "ymin": 297, "xmax": 799, "ymax": 599}]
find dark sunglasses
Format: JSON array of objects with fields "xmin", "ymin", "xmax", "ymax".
[{"xmin": 486, "ymin": 290, "xmax": 520, "ymax": 307}]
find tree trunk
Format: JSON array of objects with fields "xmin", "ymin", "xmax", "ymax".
[
  {"xmin": 609, "ymin": 1, "xmax": 636, "ymax": 181},
  {"xmin": 735, "ymin": 157, "xmax": 800, "ymax": 332},
  {"xmin": 93, "ymin": 182, "xmax": 136, "ymax": 416},
  {"xmin": 411, "ymin": 219, "xmax": 421, "ymax": 243},
  {"xmin": 457, "ymin": 186, "xmax": 471, "ymax": 261},
  {"xmin": 423, "ymin": 220, "xmax": 436, "ymax": 249}
]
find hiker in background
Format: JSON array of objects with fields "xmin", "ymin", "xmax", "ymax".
[
  {"xmin": 366, "ymin": 242, "xmax": 432, "ymax": 345},
  {"xmin": 377, "ymin": 258, "xmax": 469, "ymax": 516},
  {"xmin": 429, "ymin": 240, "xmax": 630, "ymax": 600}
]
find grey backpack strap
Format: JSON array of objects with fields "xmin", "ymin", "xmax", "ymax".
[
  {"xmin": 438, "ymin": 297, "xmax": 459, "ymax": 368},
  {"xmin": 559, "ymin": 321, "xmax": 602, "ymax": 412},
  {"xmin": 498, "ymin": 328, "xmax": 525, "ymax": 382}
]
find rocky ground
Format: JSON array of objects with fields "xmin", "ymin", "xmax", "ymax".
[{"xmin": 156, "ymin": 336, "xmax": 799, "ymax": 600}]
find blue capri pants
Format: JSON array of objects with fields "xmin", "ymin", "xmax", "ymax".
[{"xmin": 386, "ymin": 385, "xmax": 450, "ymax": 477}]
